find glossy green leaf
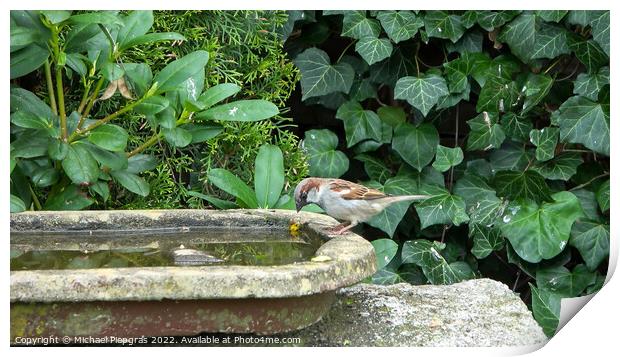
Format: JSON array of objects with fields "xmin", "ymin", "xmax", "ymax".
[
  {"xmin": 477, "ymin": 76, "xmax": 519, "ymax": 113},
  {"xmin": 529, "ymin": 127, "xmax": 559, "ymax": 162},
  {"xmin": 254, "ymin": 144, "xmax": 284, "ymax": 208},
  {"xmin": 497, "ymin": 13, "xmax": 535, "ymax": 62},
  {"xmin": 596, "ymin": 179, "xmax": 609, "ymax": 212},
  {"xmin": 10, "ymin": 26, "xmax": 38, "ymax": 52},
  {"xmin": 376, "ymin": 11, "xmax": 423, "ymax": 43},
  {"xmin": 80, "ymin": 142, "xmax": 128, "ymax": 171},
  {"xmin": 499, "ymin": 191, "xmax": 583, "ymax": 263},
  {"xmin": 116, "ymin": 10, "xmax": 154, "ymax": 48},
  {"xmin": 366, "ymin": 176, "xmax": 420, "ymax": 237},
  {"xmin": 392, "ymin": 123, "xmax": 439, "ymax": 171},
  {"xmin": 341, "ymin": 11, "xmax": 381, "ymax": 39},
  {"xmin": 10, "ymin": 44, "xmax": 49, "ymax": 79},
  {"xmin": 10, "ymin": 111, "xmax": 51, "ymax": 130},
  {"xmin": 184, "ymin": 123, "xmax": 223, "ymax": 144},
  {"xmin": 466, "ymin": 112, "xmax": 506, "ymax": 151},
  {"xmin": 69, "ymin": 12, "xmax": 123, "ymax": 25},
  {"xmin": 294, "ymin": 47, "xmax": 354, "ymax": 100},
  {"xmin": 394, "ymin": 74, "xmax": 449, "ymax": 116},
  {"xmin": 377, "ymin": 106, "xmax": 406, "ymax": 127},
  {"xmin": 91, "ymin": 181, "xmax": 110, "ymax": 202},
  {"xmin": 88, "ymin": 124, "xmax": 128, "ymax": 151},
  {"xmin": 123, "ymin": 63, "xmax": 153, "ymax": 97},
  {"xmin": 590, "ymin": 11, "xmax": 609, "ymax": 56},
  {"xmin": 530, "ymin": 284, "xmax": 560, "ymax": 337},
  {"xmin": 186, "ymin": 191, "xmax": 238, "ymax": 209},
  {"xmin": 31, "ymin": 168, "xmax": 59, "ymax": 188},
  {"xmin": 568, "ymin": 37, "xmax": 608, "ymax": 74},
  {"xmin": 62, "ymin": 144, "xmax": 100, "ymax": 184},
  {"xmin": 571, "ymin": 189, "xmax": 601, "ymax": 221},
  {"xmin": 355, "ymin": 154, "xmax": 391, "ymax": 183},
  {"xmin": 522, "ymin": 74, "xmax": 554, "ymax": 113},
  {"xmin": 196, "ymin": 100, "xmax": 278, "ymax": 122},
  {"xmin": 535, "ymin": 10, "xmax": 567, "ymax": 22},
  {"xmin": 303, "ymin": 129, "xmax": 349, "ymax": 178},
  {"xmin": 43, "ymin": 185, "xmax": 94, "ymax": 210},
  {"xmin": 134, "ymin": 95, "xmax": 169, "ymax": 115},
  {"xmin": 501, "ymin": 113, "xmax": 532, "ymax": 141},
  {"xmin": 162, "ymin": 127, "xmax": 192, "ymax": 148},
  {"xmin": 493, "ymin": 170, "xmax": 553, "ymax": 203},
  {"xmin": 48, "ymin": 140, "xmax": 69, "ymax": 161},
  {"xmin": 469, "ymin": 224, "xmax": 504, "ymax": 259},
  {"xmin": 557, "ymin": 95, "xmax": 609, "ymax": 155},
  {"xmin": 432, "ymin": 145, "xmax": 463, "ymax": 172},
  {"xmin": 476, "ymin": 11, "xmax": 520, "ymax": 31},
  {"xmin": 423, "ymin": 11, "xmax": 465, "ymax": 43},
  {"xmin": 531, "ymin": 153, "xmax": 583, "ymax": 181},
  {"xmin": 415, "ymin": 184, "xmax": 469, "ymax": 229},
  {"xmin": 372, "ymin": 239, "xmax": 398, "ymax": 270},
  {"xmin": 198, "ymin": 83, "xmax": 241, "ymax": 109},
  {"xmin": 110, "ymin": 170, "xmax": 150, "ymax": 197},
  {"xmin": 121, "ymin": 32, "xmax": 186, "ymax": 51},
  {"xmin": 536, "ymin": 265, "xmax": 595, "ymax": 297},
  {"xmin": 573, "ymin": 67, "xmax": 609, "ymax": 101},
  {"xmin": 11, "ymin": 132, "xmax": 50, "ymax": 158},
  {"xmin": 207, "ymin": 168, "xmax": 257, "ymax": 208},
  {"xmin": 570, "ymin": 221, "xmax": 609, "ymax": 271},
  {"xmin": 402, "ymin": 240, "xmax": 470, "ymax": 284},
  {"xmin": 153, "ymin": 50, "xmax": 209, "ymax": 94},
  {"xmin": 102, "ymin": 62, "xmax": 124, "ymax": 81},
  {"xmin": 126, "ymin": 154, "xmax": 157, "ymax": 174},
  {"xmin": 355, "ymin": 37, "xmax": 393, "ymax": 65},
  {"xmin": 335, "ymin": 101, "xmax": 382, "ymax": 147},
  {"xmin": 454, "ymin": 173, "xmax": 503, "ymax": 226},
  {"xmin": 10, "ymin": 194, "xmax": 26, "ymax": 213},
  {"xmin": 531, "ymin": 24, "xmax": 570, "ymax": 60}
]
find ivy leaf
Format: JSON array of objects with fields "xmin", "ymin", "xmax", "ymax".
[
  {"xmin": 335, "ymin": 101, "xmax": 382, "ymax": 147},
  {"xmin": 477, "ymin": 76, "xmax": 519, "ymax": 113},
  {"xmin": 469, "ymin": 224, "xmax": 504, "ymax": 259},
  {"xmin": 446, "ymin": 30, "xmax": 483, "ymax": 55},
  {"xmin": 443, "ymin": 56, "xmax": 472, "ymax": 94},
  {"xmin": 341, "ymin": 11, "xmax": 381, "ymax": 39},
  {"xmin": 535, "ymin": 10, "xmax": 567, "ymax": 22},
  {"xmin": 368, "ymin": 44, "xmax": 417, "ymax": 87},
  {"xmin": 531, "ymin": 24, "xmax": 570, "ymax": 60},
  {"xmin": 454, "ymin": 173, "xmax": 504, "ymax": 226},
  {"xmin": 590, "ymin": 11, "xmax": 610, "ymax": 56},
  {"xmin": 110, "ymin": 170, "xmax": 150, "ymax": 197},
  {"xmin": 501, "ymin": 113, "xmax": 532, "ymax": 141},
  {"xmin": 557, "ymin": 95, "xmax": 609, "ymax": 155},
  {"xmin": 432, "ymin": 145, "xmax": 463, "ymax": 172},
  {"xmin": 466, "ymin": 112, "xmax": 506, "ymax": 151},
  {"xmin": 415, "ymin": 184, "xmax": 469, "ymax": 229},
  {"xmin": 573, "ymin": 67, "xmax": 609, "ymax": 101},
  {"xmin": 570, "ymin": 221, "xmax": 609, "ymax": 271},
  {"xmin": 402, "ymin": 240, "xmax": 470, "ymax": 284},
  {"xmin": 522, "ymin": 73, "xmax": 554, "ymax": 114},
  {"xmin": 392, "ymin": 122, "xmax": 439, "ymax": 171},
  {"xmin": 476, "ymin": 11, "xmax": 520, "ymax": 31},
  {"xmin": 355, "ymin": 154, "xmax": 391, "ymax": 183},
  {"xmin": 536, "ymin": 265, "xmax": 596, "ymax": 297},
  {"xmin": 377, "ymin": 106, "xmax": 406, "ymax": 127},
  {"xmin": 366, "ymin": 177, "xmax": 419, "ymax": 237},
  {"xmin": 303, "ymin": 129, "xmax": 349, "ymax": 178},
  {"xmin": 423, "ymin": 11, "xmax": 465, "ymax": 43},
  {"xmin": 371, "ymin": 239, "xmax": 398, "ymax": 270},
  {"xmin": 376, "ymin": 11, "xmax": 423, "ymax": 43},
  {"xmin": 499, "ymin": 191, "xmax": 583, "ymax": 263},
  {"xmin": 596, "ymin": 179, "xmax": 609, "ymax": 212},
  {"xmin": 530, "ymin": 284, "xmax": 561, "ymax": 337},
  {"xmin": 394, "ymin": 74, "xmax": 449, "ymax": 116},
  {"xmin": 529, "ymin": 127, "xmax": 559, "ymax": 162},
  {"xmin": 531, "ymin": 153, "xmax": 583, "ymax": 181},
  {"xmin": 568, "ymin": 37, "xmax": 608, "ymax": 74},
  {"xmin": 571, "ymin": 189, "xmax": 601, "ymax": 221},
  {"xmin": 497, "ymin": 13, "xmax": 536, "ymax": 62},
  {"xmin": 294, "ymin": 47, "xmax": 354, "ymax": 100},
  {"xmin": 493, "ymin": 170, "xmax": 553, "ymax": 203},
  {"xmin": 355, "ymin": 37, "xmax": 393, "ymax": 65}
]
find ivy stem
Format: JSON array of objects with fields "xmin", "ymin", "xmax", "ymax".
[
  {"xmin": 70, "ymin": 97, "xmax": 147, "ymax": 142},
  {"xmin": 569, "ymin": 173, "xmax": 609, "ymax": 191},
  {"xmin": 448, "ymin": 105, "xmax": 459, "ymax": 191},
  {"xmin": 44, "ymin": 60, "xmax": 57, "ymax": 115},
  {"xmin": 127, "ymin": 132, "xmax": 162, "ymax": 157},
  {"xmin": 336, "ymin": 40, "xmax": 356, "ymax": 63},
  {"xmin": 56, "ymin": 66, "xmax": 68, "ymax": 141},
  {"xmin": 28, "ymin": 184, "xmax": 42, "ymax": 211},
  {"xmin": 79, "ymin": 77, "xmax": 105, "ymax": 128},
  {"xmin": 543, "ymin": 57, "xmax": 562, "ymax": 75}
]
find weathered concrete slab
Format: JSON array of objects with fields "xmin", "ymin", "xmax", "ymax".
[{"xmin": 283, "ymin": 279, "xmax": 548, "ymax": 347}]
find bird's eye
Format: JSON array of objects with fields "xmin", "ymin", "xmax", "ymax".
[{"xmin": 302, "ymin": 192, "xmax": 307, "ymax": 199}]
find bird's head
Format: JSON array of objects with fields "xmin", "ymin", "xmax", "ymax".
[{"xmin": 294, "ymin": 177, "xmax": 322, "ymax": 212}]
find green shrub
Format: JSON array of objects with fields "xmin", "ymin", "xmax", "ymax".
[
  {"xmin": 10, "ymin": 10, "xmax": 282, "ymax": 211},
  {"xmin": 285, "ymin": 10, "xmax": 609, "ymax": 336}
]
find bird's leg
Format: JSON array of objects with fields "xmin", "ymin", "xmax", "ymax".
[{"xmin": 331, "ymin": 221, "xmax": 358, "ymax": 235}]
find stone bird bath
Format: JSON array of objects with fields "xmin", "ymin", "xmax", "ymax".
[{"xmin": 10, "ymin": 209, "xmax": 376, "ymax": 340}]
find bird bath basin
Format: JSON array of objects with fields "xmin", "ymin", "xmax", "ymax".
[{"xmin": 10, "ymin": 209, "xmax": 376, "ymax": 341}]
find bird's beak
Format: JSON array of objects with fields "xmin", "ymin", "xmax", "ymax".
[{"xmin": 296, "ymin": 201, "xmax": 302, "ymax": 213}]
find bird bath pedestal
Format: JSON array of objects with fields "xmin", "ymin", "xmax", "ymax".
[{"xmin": 10, "ymin": 210, "xmax": 376, "ymax": 341}]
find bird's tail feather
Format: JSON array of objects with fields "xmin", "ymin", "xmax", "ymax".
[{"xmin": 387, "ymin": 194, "xmax": 431, "ymax": 203}]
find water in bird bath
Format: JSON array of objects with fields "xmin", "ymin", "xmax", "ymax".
[{"xmin": 11, "ymin": 227, "xmax": 322, "ymax": 271}]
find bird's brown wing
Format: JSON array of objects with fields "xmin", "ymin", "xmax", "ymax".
[{"xmin": 329, "ymin": 179, "xmax": 387, "ymax": 200}]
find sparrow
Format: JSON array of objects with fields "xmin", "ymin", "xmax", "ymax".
[{"xmin": 294, "ymin": 177, "xmax": 429, "ymax": 235}]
